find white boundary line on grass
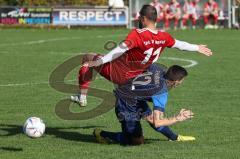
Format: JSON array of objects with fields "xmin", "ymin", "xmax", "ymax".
[
  {"xmin": 161, "ymin": 57, "xmax": 198, "ymax": 68},
  {"xmin": 0, "ymin": 79, "xmax": 77, "ymax": 87},
  {"xmin": 0, "ymin": 34, "xmax": 125, "ymax": 47},
  {"xmin": 0, "ymin": 57, "xmax": 198, "ymax": 87}
]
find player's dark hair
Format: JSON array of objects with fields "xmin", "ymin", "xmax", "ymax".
[
  {"xmin": 164, "ymin": 65, "xmax": 188, "ymax": 81},
  {"xmin": 139, "ymin": 4, "xmax": 157, "ymax": 22}
]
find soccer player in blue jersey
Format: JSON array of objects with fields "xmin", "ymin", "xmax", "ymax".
[{"xmin": 93, "ymin": 64, "xmax": 195, "ymax": 145}]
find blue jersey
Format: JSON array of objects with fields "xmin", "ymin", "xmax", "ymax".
[{"xmin": 115, "ymin": 63, "xmax": 168, "ymax": 112}]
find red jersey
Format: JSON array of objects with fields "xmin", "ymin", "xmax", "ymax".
[
  {"xmin": 204, "ymin": 1, "xmax": 218, "ymax": 13},
  {"xmin": 183, "ymin": 1, "xmax": 197, "ymax": 15},
  {"xmin": 108, "ymin": 28, "xmax": 175, "ymax": 85},
  {"xmin": 166, "ymin": 2, "xmax": 181, "ymax": 14}
]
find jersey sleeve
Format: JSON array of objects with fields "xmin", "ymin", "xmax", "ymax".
[
  {"xmin": 177, "ymin": 3, "xmax": 181, "ymax": 8},
  {"xmin": 165, "ymin": 32, "xmax": 176, "ymax": 48},
  {"xmin": 183, "ymin": 3, "xmax": 187, "ymax": 12},
  {"xmin": 124, "ymin": 29, "xmax": 139, "ymax": 50},
  {"xmin": 152, "ymin": 92, "xmax": 168, "ymax": 112},
  {"xmin": 166, "ymin": 5, "xmax": 170, "ymax": 13},
  {"xmin": 214, "ymin": 3, "xmax": 218, "ymax": 9},
  {"xmin": 160, "ymin": 4, "xmax": 163, "ymax": 10},
  {"xmin": 204, "ymin": 3, "xmax": 208, "ymax": 9}
]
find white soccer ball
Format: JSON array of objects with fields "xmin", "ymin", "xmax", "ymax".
[{"xmin": 23, "ymin": 117, "xmax": 45, "ymax": 138}]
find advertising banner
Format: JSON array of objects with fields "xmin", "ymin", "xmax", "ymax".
[
  {"xmin": 0, "ymin": 7, "xmax": 52, "ymax": 25},
  {"xmin": 53, "ymin": 7, "xmax": 128, "ymax": 26}
]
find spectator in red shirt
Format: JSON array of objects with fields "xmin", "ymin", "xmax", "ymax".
[
  {"xmin": 150, "ymin": 0, "xmax": 165, "ymax": 23},
  {"xmin": 164, "ymin": 0, "xmax": 181, "ymax": 30},
  {"xmin": 182, "ymin": 0, "xmax": 199, "ymax": 29},
  {"xmin": 203, "ymin": 0, "xmax": 219, "ymax": 29}
]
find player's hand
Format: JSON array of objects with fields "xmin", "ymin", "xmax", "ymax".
[
  {"xmin": 82, "ymin": 60, "xmax": 103, "ymax": 67},
  {"xmin": 176, "ymin": 109, "xmax": 194, "ymax": 121},
  {"xmin": 198, "ymin": 45, "xmax": 213, "ymax": 56}
]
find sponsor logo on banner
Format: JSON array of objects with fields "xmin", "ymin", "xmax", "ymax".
[
  {"xmin": 0, "ymin": 7, "xmax": 52, "ymax": 24},
  {"xmin": 53, "ymin": 7, "xmax": 128, "ymax": 26}
]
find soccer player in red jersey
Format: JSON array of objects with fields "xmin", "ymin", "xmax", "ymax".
[
  {"xmin": 150, "ymin": 0, "xmax": 164, "ymax": 23},
  {"xmin": 203, "ymin": 0, "xmax": 219, "ymax": 29},
  {"xmin": 182, "ymin": 0, "xmax": 199, "ymax": 29},
  {"xmin": 164, "ymin": 0, "xmax": 181, "ymax": 30},
  {"xmin": 71, "ymin": 5, "xmax": 212, "ymax": 106}
]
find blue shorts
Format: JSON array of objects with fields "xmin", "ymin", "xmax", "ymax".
[{"xmin": 115, "ymin": 96, "xmax": 152, "ymax": 138}]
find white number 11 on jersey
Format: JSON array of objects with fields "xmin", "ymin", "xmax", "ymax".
[{"xmin": 141, "ymin": 47, "xmax": 162, "ymax": 64}]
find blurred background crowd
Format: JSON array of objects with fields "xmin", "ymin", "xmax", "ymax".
[{"xmin": 0, "ymin": 0, "xmax": 239, "ymax": 29}]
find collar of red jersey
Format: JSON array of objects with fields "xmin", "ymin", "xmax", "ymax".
[{"xmin": 143, "ymin": 28, "xmax": 158, "ymax": 34}]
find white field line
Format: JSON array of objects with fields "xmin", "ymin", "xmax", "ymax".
[
  {"xmin": 0, "ymin": 57, "xmax": 198, "ymax": 87},
  {"xmin": 0, "ymin": 79, "xmax": 76, "ymax": 87},
  {"xmin": 161, "ymin": 57, "xmax": 198, "ymax": 68},
  {"xmin": 0, "ymin": 34, "xmax": 125, "ymax": 47}
]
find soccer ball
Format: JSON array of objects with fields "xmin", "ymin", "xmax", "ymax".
[{"xmin": 23, "ymin": 117, "xmax": 45, "ymax": 138}]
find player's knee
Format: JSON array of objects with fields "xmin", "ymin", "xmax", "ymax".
[
  {"xmin": 203, "ymin": 13, "xmax": 209, "ymax": 17},
  {"xmin": 82, "ymin": 53, "xmax": 96, "ymax": 63}
]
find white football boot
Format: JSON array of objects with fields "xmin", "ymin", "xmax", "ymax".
[{"xmin": 70, "ymin": 94, "xmax": 87, "ymax": 107}]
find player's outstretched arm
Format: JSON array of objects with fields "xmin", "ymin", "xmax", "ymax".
[
  {"xmin": 172, "ymin": 40, "xmax": 213, "ymax": 56},
  {"xmin": 148, "ymin": 109, "xmax": 194, "ymax": 128},
  {"xmin": 198, "ymin": 44, "xmax": 213, "ymax": 56},
  {"xmin": 145, "ymin": 109, "xmax": 196, "ymax": 141},
  {"xmin": 83, "ymin": 42, "xmax": 129, "ymax": 67}
]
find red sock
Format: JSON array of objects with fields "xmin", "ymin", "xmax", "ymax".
[
  {"xmin": 192, "ymin": 18, "xmax": 196, "ymax": 26},
  {"xmin": 214, "ymin": 15, "xmax": 218, "ymax": 25},
  {"xmin": 182, "ymin": 18, "xmax": 187, "ymax": 26},
  {"xmin": 204, "ymin": 16, "xmax": 209, "ymax": 25},
  {"xmin": 78, "ymin": 66, "xmax": 93, "ymax": 90},
  {"xmin": 174, "ymin": 18, "xmax": 178, "ymax": 27},
  {"xmin": 165, "ymin": 19, "xmax": 169, "ymax": 28}
]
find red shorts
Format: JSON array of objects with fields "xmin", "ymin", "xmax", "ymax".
[
  {"xmin": 185, "ymin": 14, "xmax": 197, "ymax": 19},
  {"xmin": 166, "ymin": 12, "xmax": 179, "ymax": 18},
  {"xmin": 93, "ymin": 55, "xmax": 144, "ymax": 85}
]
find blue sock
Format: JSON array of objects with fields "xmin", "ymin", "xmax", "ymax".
[
  {"xmin": 150, "ymin": 124, "xmax": 178, "ymax": 140},
  {"xmin": 100, "ymin": 131, "xmax": 126, "ymax": 144}
]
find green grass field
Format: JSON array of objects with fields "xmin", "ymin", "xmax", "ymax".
[{"xmin": 0, "ymin": 28, "xmax": 240, "ymax": 159}]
